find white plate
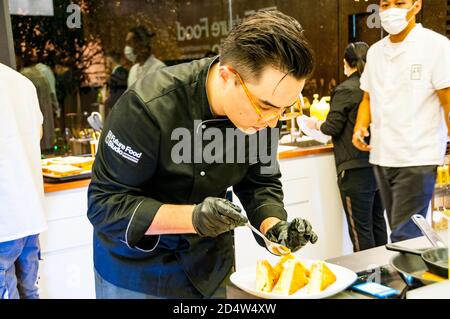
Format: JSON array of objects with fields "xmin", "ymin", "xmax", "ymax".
[{"xmin": 230, "ymin": 259, "xmax": 357, "ymax": 299}]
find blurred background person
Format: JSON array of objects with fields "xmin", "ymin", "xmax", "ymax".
[
  {"xmin": 0, "ymin": 63, "xmax": 47, "ymax": 299},
  {"xmin": 104, "ymin": 50, "xmax": 128, "ymax": 116},
  {"xmin": 125, "ymin": 26, "xmax": 165, "ymax": 87},
  {"xmin": 35, "ymin": 60, "xmax": 60, "ymax": 120},
  {"xmin": 303, "ymin": 42, "xmax": 387, "ymax": 252},
  {"xmin": 18, "ymin": 51, "xmax": 57, "ymax": 152},
  {"xmin": 353, "ymin": 0, "xmax": 450, "ymax": 242}
]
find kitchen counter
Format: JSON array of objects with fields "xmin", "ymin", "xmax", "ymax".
[
  {"xmin": 278, "ymin": 144, "xmax": 333, "ymax": 160},
  {"xmin": 227, "ymin": 234, "xmax": 448, "ymax": 299},
  {"xmin": 42, "ymin": 144, "xmax": 334, "ymax": 193},
  {"xmin": 44, "ymin": 179, "xmax": 91, "ymax": 193}
]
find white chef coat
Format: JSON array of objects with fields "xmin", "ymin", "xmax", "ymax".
[
  {"xmin": 127, "ymin": 55, "xmax": 165, "ymax": 87},
  {"xmin": 0, "ymin": 63, "xmax": 47, "ymax": 242},
  {"xmin": 360, "ymin": 24, "xmax": 450, "ymax": 167}
]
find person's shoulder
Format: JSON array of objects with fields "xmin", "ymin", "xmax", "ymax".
[
  {"xmin": 420, "ymin": 26, "xmax": 448, "ymax": 42},
  {"xmin": 0, "ymin": 63, "xmax": 36, "ymax": 92},
  {"xmin": 336, "ymin": 75, "xmax": 361, "ymax": 92},
  {"xmin": 129, "ymin": 63, "xmax": 139, "ymax": 73},
  {"xmin": 367, "ymin": 37, "xmax": 387, "ymax": 57},
  {"xmin": 154, "ymin": 57, "xmax": 166, "ymax": 68},
  {"xmin": 132, "ymin": 58, "xmax": 211, "ymax": 104}
]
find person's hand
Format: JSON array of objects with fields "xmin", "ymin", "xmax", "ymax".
[
  {"xmin": 265, "ymin": 218, "xmax": 318, "ymax": 252},
  {"xmin": 192, "ymin": 197, "xmax": 248, "ymax": 237},
  {"xmin": 305, "ymin": 116, "xmax": 319, "ymax": 130},
  {"xmin": 352, "ymin": 127, "xmax": 372, "ymax": 152}
]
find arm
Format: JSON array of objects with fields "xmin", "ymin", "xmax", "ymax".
[
  {"xmin": 87, "ymin": 91, "xmax": 192, "ymax": 251},
  {"xmin": 145, "ymin": 204, "xmax": 195, "ymax": 235},
  {"xmin": 233, "ymin": 160, "xmax": 286, "ymax": 237},
  {"xmin": 233, "ymin": 128, "xmax": 287, "ymax": 243},
  {"xmin": 320, "ymin": 88, "xmax": 355, "ymax": 137},
  {"xmin": 352, "ymin": 91, "xmax": 372, "ymax": 152},
  {"xmin": 437, "ymin": 87, "xmax": 450, "ymax": 133},
  {"xmin": 432, "ymin": 39, "xmax": 450, "ymax": 133},
  {"xmin": 234, "ymin": 127, "xmax": 318, "ymax": 251}
]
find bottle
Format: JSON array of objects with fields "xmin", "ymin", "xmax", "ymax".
[
  {"xmin": 318, "ymin": 96, "xmax": 331, "ymax": 121},
  {"xmin": 302, "ymin": 96, "xmax": 311, "ymax": 117},
  {"xmin": 310, "ymin": 94, "xmax": 319, "ymax": 119},
  {"xmin": 53, "ymin": 128, "xmax": 68, "ymax": 156},
  {"xmin": 443, "ymin": 164, "xmax": 450, "ymax": 186},
  {"xmin": 437, "ymin": 166, "xmax": 444, "ymax": 187},
  {"xmin": 64, "ymin": 127, "xmax": 72, "ymax": 155},
  {"xmin": 97, "ymin": 88, "xmax": 103, "ymax": 104}
]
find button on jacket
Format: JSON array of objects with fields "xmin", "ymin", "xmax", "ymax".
[{"xmin": 87, "ymin": 57, "xmax": 287, "ymax": 298}]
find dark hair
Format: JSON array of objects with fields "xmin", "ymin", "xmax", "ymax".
[
  {"xmin": 129, "ymin": 26, "xmax": 155, "ymax": 49},
  {"xmin": 105, "ymin": 50, "xmax": 122, "ymax": 64},
  {"xmin": 344, "ymin": 42, "xmax": 369, "ymax": 77},
  {"xmin": 220, "ymin": 10, "xmax": 315, "ymax": 82},
  {"xmin": 204, "ymin": 50, "xmax": 218, "ymax": 58}
]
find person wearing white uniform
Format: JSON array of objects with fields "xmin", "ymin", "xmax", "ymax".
[
  {"xmin": 124, "ymin": 26, "xmax": 166, "ymax": 87},
  {"xmin": 0, "ymin": 63, "xmax": 47, "ymax": 299},
  {"xmin": 353, "ymin": 0, "xmax": 450, "ymax": 242}
]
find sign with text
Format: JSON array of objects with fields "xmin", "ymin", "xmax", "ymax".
[
  {"xmin": 9, "ymin": 0, "xmax": 54, "ymax": 16},
  {"xmin": 175, "ymin": 0, "xmax": 276, "ymax": 59}
]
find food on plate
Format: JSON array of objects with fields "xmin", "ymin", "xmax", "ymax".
[
  {"xmin": 272, "ymin": 259, "xmax": 309, "ymax": 295},
  {"xmin": 308, "ymin": 261, "xmax": 337, "ymax": 294},
  {"xmin": 44, "ymin": 156, "xmax": 95, "ymax": 170},
  {"xmin": 256, "ymin": 260, "xmax": 277, "ymax": 292},
  {"xmin": 42, "ymin": 164, "xmax": 83, "ymax": 177},
  {"xmin": 255, "ymin": 254, "xmax": 336, "ymax": 296},
  {"xmin": 42, "ymin": 156, "xmax": 95, "ymax": 178},
  {"xmin": 273, "ymin": 253, "xmax": 295, "ymax": 281}
]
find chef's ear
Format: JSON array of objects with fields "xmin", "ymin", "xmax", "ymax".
[{"xmin": 218, "ymin": 65, "xmax": 237, "ymax": 86}]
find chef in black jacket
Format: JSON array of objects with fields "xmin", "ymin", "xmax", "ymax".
[
  {"xmin": 87, "ymin": 11, "xmax": 318, "ymax": 299},
  {"xmin": 305, "ymin": 42, "xmax": 387, "ymax": 252}
]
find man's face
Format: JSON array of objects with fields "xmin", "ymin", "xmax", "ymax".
[{"xmin": 220, "ymin": 65, "xmax": 305, "ymax": 135}]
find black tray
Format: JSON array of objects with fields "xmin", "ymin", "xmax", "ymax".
[{"xmin": 43, "ymin": 171, "xmax": 92, "ymax": 183}]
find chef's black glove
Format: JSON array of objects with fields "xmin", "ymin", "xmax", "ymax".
[
  {"xmin": 266, "ymin": 218, "xmax": 318, "ymax": 252},
  {"xmin": 192, "ymin": 197, "xmax": 248, "ymax": 237}
]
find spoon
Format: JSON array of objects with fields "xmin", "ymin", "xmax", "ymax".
[{"xmin": 245, "ymin": 222, "xmax": 291, "ymax": 256}]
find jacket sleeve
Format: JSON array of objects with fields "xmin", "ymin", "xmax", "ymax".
[
  {"xmin": 233, "ymin": 128, "xmax": 287, "ymax": 247},
  {"xmin": 87, "ymin": 90, "xmax": 164, "ymax": 250},
  {"xmin": 320, "ymin": 87, "xmax": 354, "ymax": 137}
]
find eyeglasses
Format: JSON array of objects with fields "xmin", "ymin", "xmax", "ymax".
[{"xmin": 231, "ymin": 69, "xmax": 303, "ymax": 124}]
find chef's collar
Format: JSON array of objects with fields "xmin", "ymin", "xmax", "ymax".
[
  {"xmin": 382, "ymin": 23, "xmax": 422, "ymax": 48},
  {"xmin": 201, "ymin": 55, "xmax": 225, "ymax": 121}
]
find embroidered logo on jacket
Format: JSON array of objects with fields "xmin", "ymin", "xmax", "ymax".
[{"xmin": 105, "ymin": 130, "xmax": 142, "ymax": 164}]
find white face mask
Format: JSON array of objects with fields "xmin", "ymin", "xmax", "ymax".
[
  {"xmin": 379, "ymin": 5, "xmax": 416, "ymax": 35},
  {"xmin": 124, "ymin": 45, "xmax": 137, "ymax": 63},
  {"xmin": 344, "ymin": 63, "xmax": 350, "ymax": 77}
]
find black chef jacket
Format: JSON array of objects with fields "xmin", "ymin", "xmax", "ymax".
[
  {"xmin": 320, "ymin": 73, "xmax": 371, "ymax": 175},
  {"xmin": 87, "ymin": 57, "xmax": 287, "ymax": 298}
]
